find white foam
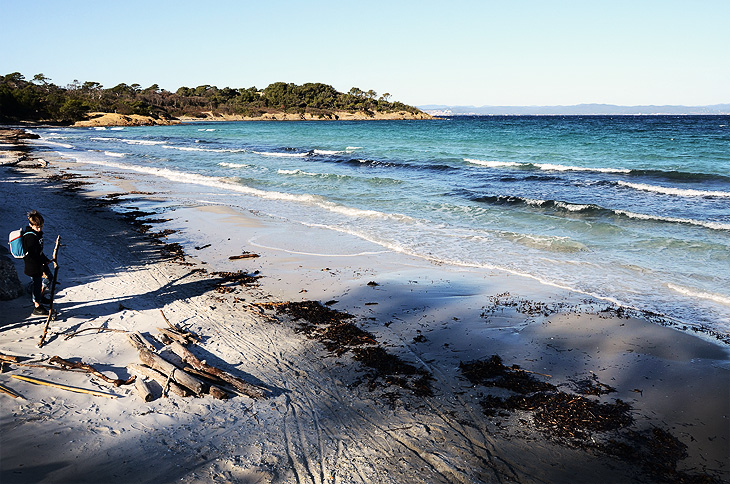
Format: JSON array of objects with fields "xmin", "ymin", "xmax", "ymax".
[
  {"xmin": 110, "ymin": 127, "xmax": 124, "ymax": 130},
  {"xmin": 38, "ymin": 139, "xmax": 74, "ymax": 149},
  {"xmin": 70, "ymin": 157, "xmax": 415, "ymax": 223},
  {"xmin": 465, "ymin": 158, "xmax": 521, "ymax": 168},
  {"xmin": 164, "ymin": 145, "xmax": 246, "ymax": 153},
  {"xmin": 535, "ymin": 163, "xmax": 630, "ymax": 174},
  {"xmin": 346, "ymin": 147, "xmax": 362, "ymax": 151},
  {"xmin": 219, "ymin": 162, "xmax": 252, "ymax": 168},
  {"xmin": 667, "ymin": 283, "xmax": 730, "ymax": 306},
  {"xmin": 313, "ymin": 149, "xmax": 345, "ymax": 155},
  {"xmin": 465, "ymin": 158, "xmax": 630, "ymax": 173},
  {"xmin": 253, "ymin": 151, "xmax": 309, "ymax": 158},
  {"xmin": 615, "ymin": 210, "xmax": 730, "ymax": 231},
  {"xmin": 104, "ymin": 151, "xmax": 126, "ymax": 158},
  {"xmin": 278, "ymin": 169, "xmax": 319, "ymax": 176},
  {"xmin": 618, "ymin": 181, "xmax": 730, "ymax": 198}
]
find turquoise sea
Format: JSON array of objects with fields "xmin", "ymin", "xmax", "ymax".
[{"xmin": 33, "ymin": 116, "xmax": 730, "ymax": 337}]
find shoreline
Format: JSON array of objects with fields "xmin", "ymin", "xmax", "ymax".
[{"xmin": 1, "ymin": 132, "xmax": 728, "ymax": 483}]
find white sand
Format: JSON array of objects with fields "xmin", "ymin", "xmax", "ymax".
[{"xmin": 1, "ymin": 144, "xmax": 728, "ymax": 484}]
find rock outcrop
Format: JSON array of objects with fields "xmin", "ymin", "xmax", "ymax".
[{"xmin": 0, "ymin": 246, "xmax": 25, "ymax": 300}]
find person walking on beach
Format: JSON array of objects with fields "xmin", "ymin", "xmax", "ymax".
[{"xmin": 22, "ymin": 210, "xmax": 55, "ymax": 316}]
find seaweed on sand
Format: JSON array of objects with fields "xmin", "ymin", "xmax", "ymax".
[
  {"xmin": 210, "ymin": 271, "xmax": 261, "ymax": 293},
  {"xmin": 463, "ymin": 355, "xmax": 720, "ymax": 484},
  {"xmin": 261, "ymin": 301, "xmax": 433, "ymax": 396}
]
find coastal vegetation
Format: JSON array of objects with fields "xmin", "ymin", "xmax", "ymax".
[{"xmin": 0, "ymin": 72, "xmax": 424, "ymax": 123}]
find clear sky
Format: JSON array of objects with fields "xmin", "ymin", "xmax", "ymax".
[{"xmin": 1, "ymin": 0, "xmax": 728, "ymax": 107}]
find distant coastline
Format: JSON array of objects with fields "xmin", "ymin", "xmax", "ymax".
[{"xmin": 420, "ymin": 103, "xmax": 730, "ymax": 116}]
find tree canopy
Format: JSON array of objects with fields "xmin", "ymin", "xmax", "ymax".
[{"xmin": 0, "ymin": 72, "xmax": 422, "ymax": 123}]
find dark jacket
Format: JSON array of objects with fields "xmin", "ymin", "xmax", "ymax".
[{"xmin": 22, "ymin": 226, "xmax": 50, "ymax": 277}]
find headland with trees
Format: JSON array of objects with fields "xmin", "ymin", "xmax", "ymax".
[{"xmin": 0, "ymin": 72, "xmax": 430, "ymax": 126}]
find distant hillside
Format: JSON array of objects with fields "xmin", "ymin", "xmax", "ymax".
[
  {"xmin": 420, "ymin": 103, "xmax": 730, "ymax": 116},
  {"xmin": 0, "ymin": 72, "xmax": 427, "ymax": 124}
]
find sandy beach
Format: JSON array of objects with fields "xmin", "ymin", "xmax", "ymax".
[{"xmin": 1, "ymin": 130, "xmax": 728, "ymax": 484}]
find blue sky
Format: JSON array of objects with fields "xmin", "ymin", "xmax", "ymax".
[{"xmin": 1, "ymin": 0, "xmax": 728, "ymax": 107}]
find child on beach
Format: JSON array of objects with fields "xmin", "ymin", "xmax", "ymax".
[{"xmin": 22, "ymin": 210, "xmax": 55, "ymax": 316}]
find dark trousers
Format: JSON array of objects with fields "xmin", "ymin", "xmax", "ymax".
[{"xmin": 31, "ymin": 265, "xmax": 53, "ymax": 305}]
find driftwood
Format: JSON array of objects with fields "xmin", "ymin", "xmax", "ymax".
[
  {"xmin": 11, "ymin": 374, "xmax": 117, "ymax": 399},
  {"xmin": 0, "ymin": 353, "xmax": 20, "ymax": 363},
  {"xmin": 136, "ymin": 347, "xmax": 205, "ymax": 395},
  {"xmin": 168, "ymin": 342, "xmax": 265, "ymax": 399},
  {"xmin": 63, "ymin": 327, "xmax": 128, "ymax": 340},
  {"xmin": 0, "ymin": 382, "xmax": 24, "ymax": 399},
  {"xmin": 208, "ymin": 385, "xmax": 228, "ymax": 400},
  {"xmin": 134, "ymin": 377, "xmax": 154, "ymax": 402},
  {"xmin": 38, "ymin": 235, "xmax": 61, "ymax": 348},
  {"xmin": 156, "ymin": 327, "xmax": 190, "ymax": 346},
  {"xmin": 49, "ymin": 356, "xmax": 134, "ymax": 387},
  {"xmin": 127, "ymin": 363, "xmax": 190, "ymax": 397},
  {"xmin": 229, "ymin": 253, "xmax": 259, "ymax": 260},
  {"xmin": 127, "ymin": 332, "xmax": 156, "ymax": 352},
  {"xmin": 160, "ymin": 310, "xmax": 199, "ymax": 344}
]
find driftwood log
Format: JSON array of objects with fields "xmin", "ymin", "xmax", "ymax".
[
  {"xmin": 0, "ymin": 353, "xmax": 20, "ymax": 363},
  {"xmin": 127, "ymin": 363, "xmax": 190, "ymax": 397},
  {"xmin": 168, "ymin": 342, "xmax": 265, "ymax": 398},
  {"xmin": 134, "ymin": 377, "xmax": 154, "ymax": 402},
  {"xmin": 136, "ymin": 347, "xmax": 205, "ymax": 395},
  {"xmin": 49, "ymin": 356, "xmax": 134, "ymax": 387}
]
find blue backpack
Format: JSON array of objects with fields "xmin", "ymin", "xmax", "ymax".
[{"xmin": 8, "ymin": 228, "xmax": 29, "ymax": 258}]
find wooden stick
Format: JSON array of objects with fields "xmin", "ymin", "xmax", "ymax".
[
  {"xmin": 0, "ymin": 382, "xmax": 24, "ymax": 399},
  {"xmin": 168, "ymin": 342, "xmax": 265, "ymax": 398},
  {"xmin": 38, "ymin": 235, "xmax": 61, "ymax": 348},
  {"xmin": 63, "ymin": 327, "xmax": 128, "ymax": 340},
  {"xmin": 0, "ymin": 353, "xmax": 20, "ymax": 363},
  {"xmin": 127, "ymin": 364, "xmax": 190, "ymax": 397},
  {"xmin": 48, "ymin": 356, "xmax": 134, "ymax": 387},
  {"xmin": 156, "ymin": 327, "xmax": 189, "ymax": 346},
  {"xmin": 159, "ymin": 310, "xmax": 199, "ymax": 343},
  {"xmin": 11, "ymin": 374, "xmax": 117, "ymax": 399},
  {"xmin": 229, "ymin": 253, "xmax": 259, "ymax": 260}
]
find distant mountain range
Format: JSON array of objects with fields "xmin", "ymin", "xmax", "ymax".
[{"xmin": 418, "ymin": 103, "xmax": 730, "ymax": 116}]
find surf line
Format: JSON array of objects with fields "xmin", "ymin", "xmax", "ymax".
[{"xmin": 248, "ymin": 237, "xmax": 389, "ymax": 258}]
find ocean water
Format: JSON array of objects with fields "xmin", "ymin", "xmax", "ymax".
[{"xmin": 32, "ymin": 116, "xmax": 730, "ymax": 336}]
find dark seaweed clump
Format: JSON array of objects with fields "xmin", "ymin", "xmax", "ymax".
[
  {"xmin": 210, "ymin": 271, "xmax": 261, "ymax": 293},
  {"xmin": 462, "ymin": 355, "xmax": 721, "ymax": 484},
  {"xmin": 263, "ymin": 301, "xmax": 433, "ymax": 397}
]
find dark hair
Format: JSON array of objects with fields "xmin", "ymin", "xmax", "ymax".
[{"xmin": 27, "ymin": 210, "xmax": 45, "ymax": 227}]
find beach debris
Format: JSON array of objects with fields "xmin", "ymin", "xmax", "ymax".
[
  {"xmin": 463, "ymin": 355, "xmax": 720, "ymax": 484},
  {"xmin": 229, "ymin": 252, "xmax": 259, "ymax": 260},
  {"xmin": 168, "ymin": 342, "xmax": 265, "ymax": 398},
  {"xmin": 48, "ymin": 356, "xmax": 134, "ymax": 387},
  {"xmin": 10, "ymin": 374, "xmax": 117, "ymax": 399},
  {"xmin": 0, "ymin": 353, "xmax": 20, "ymax": 363},
  {"xmin": 159, "ymin": 310, "xmax": 199, "ymax": 344},
  {"xmin": 259, "ymin": 300, "xmax": 433, "ymax": 397},
  {"xmin": 211, "ymin": 271, "xmax": 261, "ymax": 293},
  {"xmin": 127, "ymin": 363, "xmax": 190, "ymax": 398},
  {"xmin": 62, "ymin": 326, "xmax": 128, "ymax": 340},
  {"xmin": 135, "ymin": 345, "xmax": 205, "ymax": 395},
  {"xmin": 0, "ymin": 382, "xmax": 24, "ymax": 399},
  {"xmin": 38, "ymin": 235, "xmax": 61, "ymax": 348},
  {"xmin": 367, "ymin": 281, "xmax": 379, "ymax": 286},
  {"xmin": 194, "ymin": 244, "xmax": 211, "ymax": 250},
  {"xmin": 126, "ymin": 330, "xmax": 260, "ymax": 401},
  {"xmin": 134, "ymin": 377, "xmax": 154, "ymax": 402}
]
